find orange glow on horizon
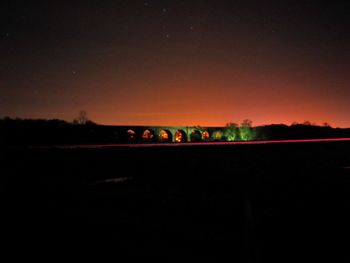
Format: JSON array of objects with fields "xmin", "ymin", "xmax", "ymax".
[
  {"xmin": 78, "ymin": 64, "xmax": 350, "ymax": 128},
  {"xmin": 5, "ymin": 48, "xmax": 349, "ymax": 129},
  {"xmin": 2, "ymin": 2, "xmax": 349, "ymax": 129}
]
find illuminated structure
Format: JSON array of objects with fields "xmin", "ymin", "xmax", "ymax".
[{"xmin": 111, "ymin": 125, "xmax": 226, "ymax": 143}]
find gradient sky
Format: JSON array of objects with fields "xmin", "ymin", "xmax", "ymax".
[{"xmin": 1, "ymin": 0, "xmax": 349, "ymax": 127}]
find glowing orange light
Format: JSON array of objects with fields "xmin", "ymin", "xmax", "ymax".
[
  {"xmin": 127, "ymin": 129, "xmax": 136, "ymax": 140},
  {"xmin": 212, "ymin": 130, "xmax": 222, "ymax": 140},
  {"xmin": 174, "ymin": 131, "xmax": 183, "ymax": 142},
  {"xmin": 160, "ymin": 130, "xmax": 169, "ymax": 140},
  {"xmin": 142, "ymin": 129, "xmax": 154, "ymax": 140},
  {"xmin": 202, "ymin": 131, "xmax": 210, "ymax": 140}
]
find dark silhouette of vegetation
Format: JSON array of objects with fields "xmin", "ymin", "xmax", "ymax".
[
  {"xmin": 1, "ymin": 117, "xmax": 350, "ymax": 146},
  {"xmin": 0, "ymin": 116, "xmax": 106, "ymax": 146},
  {"xmin": 253, "ymin": 123, "xmax": 345, "ymax": 141},
  {"xmin": 73, "ymin": 110, "xmax": 96, "ymax": 125}
]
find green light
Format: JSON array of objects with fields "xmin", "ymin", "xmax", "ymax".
[
  {"xmin": 224, "ymin": 123, "xmax": 238, "ymax": 141},
  {"xmin": 239, "ymin": 119, "xmax": 256, "ymax": 141}
]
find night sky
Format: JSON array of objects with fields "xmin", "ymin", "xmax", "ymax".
[{"xmin": 1, "ymin": 1, "xmax": 349, "ymax": 127}]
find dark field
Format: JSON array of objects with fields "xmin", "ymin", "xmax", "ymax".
[{"xmin": 2, "ymin": 142, "xmax": 350, "ymax": 260}]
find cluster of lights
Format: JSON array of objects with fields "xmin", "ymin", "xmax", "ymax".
[
  {"xmin": 160, "ymin": 130, "xmax": 169, "ymax": 140},
  {"xmin": 174, "ymin": 131, "xmax": 183, "ymax": 142},
  {"xmin": 127, "ymin": 126, "xmax": 255, "ymax": 142},
  {"xmin": 142, "ymin": 129, "xmax": 154, "ymax": 140}
]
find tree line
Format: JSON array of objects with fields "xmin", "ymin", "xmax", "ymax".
[
  {"xmin": 1, "ymin": 113, "xmax": 349, "ymax": 146},
  {"xmin": 221, "ymin": 120, "xmax": 344, "ymax": 141},
  {"xmin": 222, "ymin": 119, "xmax": 255, "ymax": 141}
]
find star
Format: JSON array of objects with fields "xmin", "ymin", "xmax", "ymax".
[{"xmin": 162, "ymin": 8, "xmax": 167, "ymax": 13}]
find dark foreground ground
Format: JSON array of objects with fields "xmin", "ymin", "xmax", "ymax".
[{"xmin": 2, "ymin": 142, "xmax": 350, "ymax": 260}]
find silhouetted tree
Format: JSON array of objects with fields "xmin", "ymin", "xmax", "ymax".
[{"xmin": 73, "ymin": 110, "xmax": 89, "ymax": 125}]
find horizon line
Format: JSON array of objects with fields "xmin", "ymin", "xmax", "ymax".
[{"xmin": 2, "ymin": 116, "xmax": 349, "ymax": 129}]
